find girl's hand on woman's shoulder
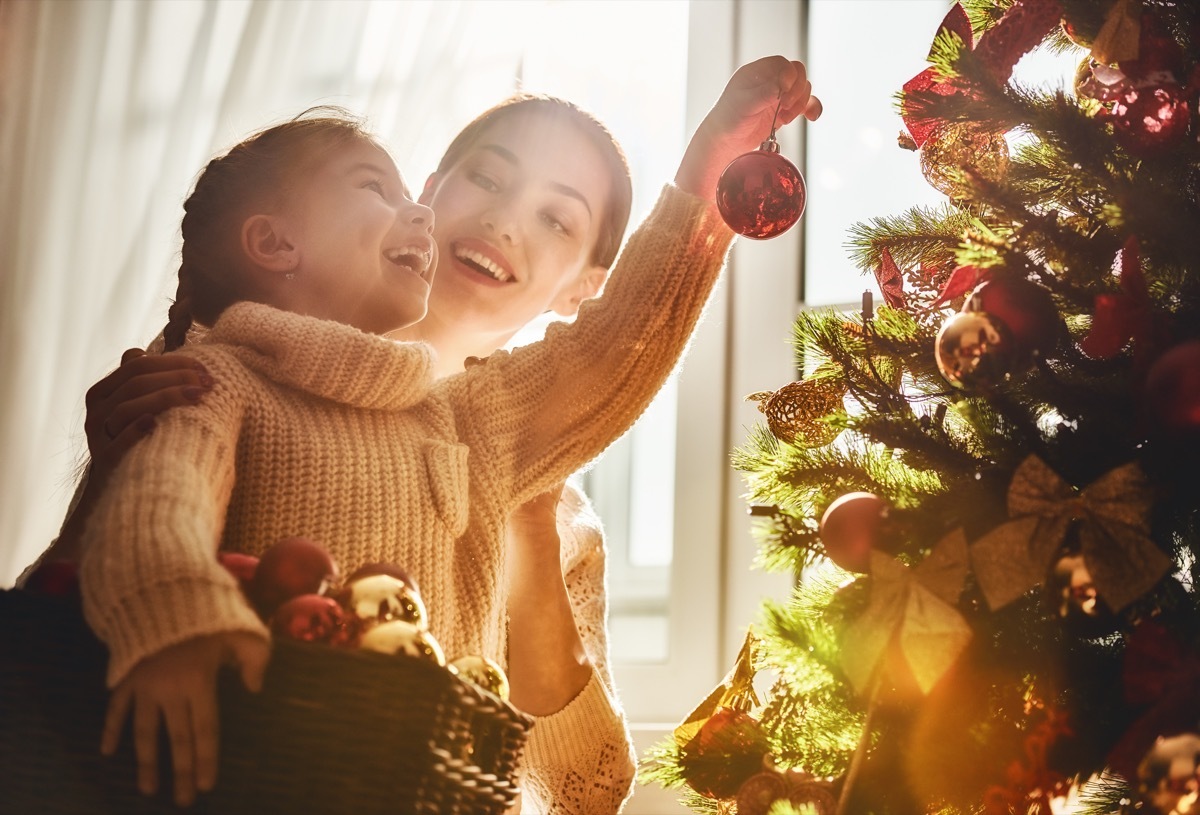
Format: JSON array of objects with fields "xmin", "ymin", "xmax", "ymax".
[{"xmin": 676, "ymin": 54, "xmax": 822, "ymax": 202}]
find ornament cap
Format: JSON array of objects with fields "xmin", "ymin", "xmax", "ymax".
[{"xmin": 758, "ymin": 137, "xmax": 781, "ymax": 154}]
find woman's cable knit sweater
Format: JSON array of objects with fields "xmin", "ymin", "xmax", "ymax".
[{"xmin": 79, "ymin": 184, "xmax": 734, "ymax": 813}]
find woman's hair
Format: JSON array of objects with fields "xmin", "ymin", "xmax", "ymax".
[
  {"xmin": 162, "ymin": 107, "xmax": 380, "ymax": 352},
  {"xmin": 433, "ymin": 94, "xmax": 633, "ymax": 270}
]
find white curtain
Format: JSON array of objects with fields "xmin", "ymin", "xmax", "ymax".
[{"xmin": 0, "ymin": 0, "xmax": 549, "ymax": 584}]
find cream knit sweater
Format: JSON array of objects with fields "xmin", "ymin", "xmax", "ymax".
[{"xmin": 79, "ymin": 184, "xmax": 734, "ymax": 813}]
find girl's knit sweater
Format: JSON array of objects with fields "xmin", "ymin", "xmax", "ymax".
[{"xmin": 79, "ymin": 184, "xmax": 734, "ymax": 812}]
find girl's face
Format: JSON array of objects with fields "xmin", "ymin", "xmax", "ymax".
[
  {"xmin": 281, "ymin": 139, "xmax": 436, "ymax": 335},
  {"xmin": 419, "ymin": 111, "xmax": 613, "ymax": 343}
]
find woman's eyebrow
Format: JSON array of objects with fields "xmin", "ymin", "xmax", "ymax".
[{"xmin": 479, "ymin": 144, "xmax": 593, "ymax": 218}]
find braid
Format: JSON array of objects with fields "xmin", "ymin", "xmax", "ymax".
[
  {"xmin": 158, "ymin": 107, "xmax": 375, "ymax": 353},
  {"xmin": 163, "ymin": 267, "xmax": 197, "ymax": 352}
]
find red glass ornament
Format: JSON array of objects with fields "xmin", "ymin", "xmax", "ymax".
[
  {"xmin": 270, "ymin": 594, "xmax": 358, "ymax": 646},
  {"xmin": 680, "ymin": 707, "xmax": 771, "ymax": 800},
  {"xmin": 249, "ymin": 537, "xmax": 338, "ymax": 619},
  {"xmin": 1110, "ymin": 81, "xmax": 1191, "ymax": 158},
  {"xmin": 716, "ymin": 137, "xmax": 806, "ymax": 240},
  {"xmin": 963, "ymin": 277, "xmax": 1064, "ymax": 361}
]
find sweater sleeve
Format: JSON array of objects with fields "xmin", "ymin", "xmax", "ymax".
[
  {"xmin": 78, "ymin": 350, "xmax": 268, "ymax": 687},
  {"xmin": 517, "ymin": 484, "xmax": 636, "ymax": 814},
  {"xmin": 449, "ymin": 184, "xmax": 734, "ymax": 510}
]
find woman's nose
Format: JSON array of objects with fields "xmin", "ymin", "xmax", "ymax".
[{"xmin": 481, "ymin": 200, "xmax": 518, "ymax": 244}]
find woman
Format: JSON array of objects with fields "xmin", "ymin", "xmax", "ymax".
[{"xmin": 27, "ymin": 56, "xmax": 821, "ymax": 813}]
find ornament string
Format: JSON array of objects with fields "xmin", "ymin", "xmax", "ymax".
[{"xmin": 767, "ymin": 91, "xmax": 783, "ymax": 142}]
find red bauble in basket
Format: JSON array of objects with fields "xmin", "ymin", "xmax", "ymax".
[
  {"xmin": 250, "ymin": 537, "xmax": 338, "ymax": 618},
  {"xmin": 716, "ymin": 136, "xmax": 806, "ymax": 240}
]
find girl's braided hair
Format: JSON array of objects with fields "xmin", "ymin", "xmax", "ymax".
[{"xmin": 163, "ymin": 107, "xmax": 379, "ymax": 351}]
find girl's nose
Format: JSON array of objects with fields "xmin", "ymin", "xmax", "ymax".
[{"xmin": 407, "ymin": 200, "xmax": 435, "ymax": 232}]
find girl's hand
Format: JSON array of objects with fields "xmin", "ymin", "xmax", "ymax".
[
  {"xmin": 84, "ymin": 348, "xmax": 213, "ymax": 489},
  {"xmin": 101, "ymin": 631, "xmax": 268, "ymax": 807},
  {"xmin": 676, "ymin": 55, "xmax": 822, "ymax": 202}
]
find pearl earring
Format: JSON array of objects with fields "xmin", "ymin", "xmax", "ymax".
[{"xmin": 285, "ymin": 272, "xmax": 295, "ymax": 281}]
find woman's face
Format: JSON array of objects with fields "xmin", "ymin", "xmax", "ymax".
[
  {"xmin": 419, "ymin": 111, "xmax": 613, "ymax": 343},
  {"xmin": 282, "ymin": 139, "xmax": 437, "ymax": 335}
]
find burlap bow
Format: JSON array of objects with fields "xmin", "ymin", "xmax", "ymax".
[
  {"xmin": 970, "ymin": 456, "xmax": 1171, "ymax": 611},
  {"xmin": 840, "ymin": 529, "xmax": 971, "ymax": 696}
]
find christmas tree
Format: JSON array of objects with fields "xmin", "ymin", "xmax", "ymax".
[{"xmin": 642, "ymin": 1, "xmax": 1200, "ymax": 813}]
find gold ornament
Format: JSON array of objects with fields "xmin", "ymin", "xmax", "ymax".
[
  {"xmin": 359, "ymin": 620, "xmax": 446, "ymax": 665},
  {"xmin": 1051, "ymin": 552, "xmax": 1101, "ymax": 619},
  {"xmin": 336, "ymin": 573, "xmax": 428, "ymax": 630},
  {"xmin": 839, "ymin": 529, "xmax": 972, "ymax": 696},
  {"xmin": 449, "ymin": 654, "xmax": 510, "ymax": 700},
  {"xmin": 919, "ymin": 122, "xmax": 1010, "ymax": 200},
  {"xmin": 935, "ymin": 310, "xmax": 1019, "ymax": 390},
  {"xmin": 970, "ymin": 456, "xmax": 1171, "ymax": 612},
  {"xmin": 674, "ymin": 630, "xmax": 759, "ymax": 747},
  {"xmin": 1138, "ymin": 733, "xmax": 1200, "ymax": 815},
  {"xmin": 746, "ymin": 372, "xmax": 846, "ymax": 446}
]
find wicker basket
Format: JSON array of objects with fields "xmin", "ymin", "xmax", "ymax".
[{"xmin": 0, "ymin": 588, "xmax": 531, "ymax": 815}]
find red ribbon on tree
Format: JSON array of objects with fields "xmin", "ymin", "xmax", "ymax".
[
  {"xmin": 933, "ymin": 264, "xmax": 989, "ymax": 308},
  {"xmin": 901, "ymin": 0, "xmax": 1064, "ymax": 146},
  {"xmin": 874, "ymin": 248, "xmax": 907, "ymax": 309}
]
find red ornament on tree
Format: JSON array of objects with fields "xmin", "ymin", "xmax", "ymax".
[
  {"xmin": 963, "ymin": 276, "xmax": 1064, "ymax": 362},
  {"xmin": 716, "ymin": 132, "xmax": 806, "ymax": 240},
  {"xmin": 1144, "ymin": 340, "xmax": 1200, "ymax": 437},
  {"xmin": 1110, "ymin": 80, "xmax": 1191, "ymax": 158},
  {"xmin": 680, "ymin": 706, "xmax": 771, "ymax": 799}
]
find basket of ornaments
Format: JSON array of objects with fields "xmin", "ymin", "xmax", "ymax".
[{"xmin": 1, "ymin": 539, "xmax": 531, "ymax": 815}]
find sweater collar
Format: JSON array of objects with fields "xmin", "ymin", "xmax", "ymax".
[{"xmin": 203, "ymin": 302, "xmax": 435, "ymax": 411}]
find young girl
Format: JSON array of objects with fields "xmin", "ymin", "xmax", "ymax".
[{"xmin": 56, "ymin": 55, "xmax": 820, "ymax": 811}]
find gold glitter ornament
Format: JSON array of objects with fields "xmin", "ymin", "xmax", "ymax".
[
  {"xmin": 449, "ymin": 654, "xmax": 511, "ymax": 700},
  {"xmin": 746, "ymin": 374, "xmax": 846, "ymax": 446},
  {"xmin": 919, "ymin": 122, "xmax": 1010, "ymax": 200}
]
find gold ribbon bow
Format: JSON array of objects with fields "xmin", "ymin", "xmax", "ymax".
[
  {"xmin": 970, "ymin": 455, "xmax": 1170, "ymax": 612},
  {"xmin": 674, "ymin": 629, "xmax": 759, "ymax": 746},
  {"xmin": 840, "ymin": 529, "xmax": 971, "ymax": 696}
]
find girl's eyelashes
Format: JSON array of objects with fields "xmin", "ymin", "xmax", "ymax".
[{"xmin": 362, "ymin": 179, "xmax": 387, "ymax": 197}]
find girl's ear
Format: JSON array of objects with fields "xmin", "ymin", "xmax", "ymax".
[
  {"xmin": 418, "ymin": 173, "xmax": 442, "ymax": 206},
  {"xmin": 242, "ymin": 214, "xmax": 299, "ymax": 274},
  {"xmin": 549, "ymin": 265, "xmax": 608, "ymax": 317}
]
